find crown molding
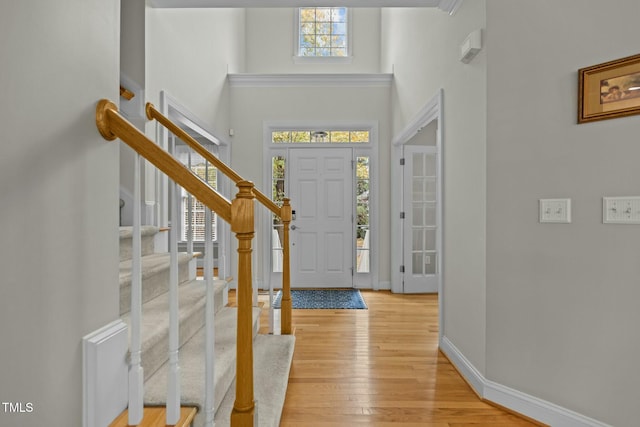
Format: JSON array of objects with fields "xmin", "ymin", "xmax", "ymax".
[
  {"xmin": 150, "ymin": 0, "xmax": 457, "ymax": 8},
  {"xmin": 228, "ymin": 73, "xmax": 393, "ymax": 88},
  {"xmin": 438, "ymin": 0, "xmax": 464, "ymax": 15}
]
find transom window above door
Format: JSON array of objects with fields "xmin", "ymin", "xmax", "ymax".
[
  {"xmin": 272, "ymin": 129, "xmax": 368, "ymax": 144},
  {"xmin": 296, "ymin": 7, "xmax": 350, "ymax": 59}
]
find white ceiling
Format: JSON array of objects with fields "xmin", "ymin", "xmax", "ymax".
[{"xmin": 148, "ymin": 0, "xmax": 464, "ymax": 14}]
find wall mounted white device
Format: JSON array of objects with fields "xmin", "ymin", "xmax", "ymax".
[{"xmin": 460, "ymin": 29, "xmax": 482, "ymax": 64}]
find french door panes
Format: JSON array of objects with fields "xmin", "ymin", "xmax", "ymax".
[{"xmin": 411, "ymin": 152, "xmax": 437, "ymax": 275}]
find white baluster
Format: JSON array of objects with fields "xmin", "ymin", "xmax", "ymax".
[
  {"xmin": 267, "ymin": 229, "xmax": 274, "ymax": 334},
  {"xmin": 167, "ymin": 135, "xmax": 181, "ymax": 424},
  {"xmin": 204, "ymin": 205, "xmax": 215, "ymax": 427},
  {"xmin": 128, "ymin": 153, "xmax": 144, "ymax": 425},
  {"xmin": 269, "ymin": 279, "xmax": 275, "ymax": 335},
  {"xmin": 187, "ymin": 151, "xmax": 193, "ymax": 255}
]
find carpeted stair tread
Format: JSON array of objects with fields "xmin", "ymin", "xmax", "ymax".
[
  {"xmin": 119, "ymin": 226, "xmax": 161, "ymax": 261},
  {"xmin": 119, "ymin": 252, "xmax": 197, "ymax": 315},
  {"xmin": 121, "ymin": 279, "xmax": 228, "ymax": 381},
  {"xmin": 119, "ymin": 225, "xmax": 161, "ymax": 240},
  {"xmin": 119, "ymin": 252, "xmax": 195, "ymax": 286},
  {"xmin": 143, "ymin": 306, "xmax": 262, "ymax": 426},
  {"xmin": 214, "ymin": 334, "xmax": 296, "ymax": 427}
]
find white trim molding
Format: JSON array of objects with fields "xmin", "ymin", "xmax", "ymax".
[
  {"xmin": 150, "ymin": 0, "xmax": 463, "ymax": 9},
  {"xmin": 228, "ymin": 73, "xmax": 393, "ymax": 88},
  {"xmin": 440, "ymin": 336, "xmax": 613, "ymax": 427},
  {"xmin": 392, "ymin": 89, "xmax": 442, "ymax": 146},
  {"xmin": 83, "ymin": 320, "xmax": 128, "ymax": 427},
  {"xmin": 438, "ymin": 0, "xmax": 464, "ymax": 15}
]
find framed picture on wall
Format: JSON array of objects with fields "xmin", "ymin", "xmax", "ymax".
[{"xmin": 578, "ymin": 53, "xmax": 640, "ymax": 123}]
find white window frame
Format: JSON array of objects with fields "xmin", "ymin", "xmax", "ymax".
[
  {"xmin": 262, "ymin": 121, "xmax": 379, "ymax": 290},
  {"xmin": 293, "ymin": 7, "xmax": 353, "ymax": 64},
  {"xmin": 174, "ymin": 143, "xmax": 219, "ymax": 243},
  {"xmin": 158, "ymin": 90, "xmax": 232, "ymax": 280}
]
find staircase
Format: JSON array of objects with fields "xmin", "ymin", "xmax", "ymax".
[{"xmin": 116, "ymin": 226, "xmax": 295, "ymax": 427}]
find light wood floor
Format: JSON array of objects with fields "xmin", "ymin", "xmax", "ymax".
[{"xmin": 249, "ymin": 290, "xmax": 540, "ymax": 427}]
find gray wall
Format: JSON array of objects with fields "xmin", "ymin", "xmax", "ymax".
[
  {"xmin": 486, "ymin": 1, "xmax": 640, "ymax": 425},
  {"xmin": 0, "ymin": 1, "xmax": 120, "ymax": 425},
  {"xmin": 384, "ymin": 1, "xmax": 640, "ymax": 425},
  {"xmin": 382, "ymin": 2, "xmax": 488, "ymax": 373}
]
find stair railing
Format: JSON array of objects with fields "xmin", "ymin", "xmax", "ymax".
[
  {"xmin": 145, "ymin": 102, "xmax": 293, "ymax": 336},
  {"xmin": 96, "ymin": 99, "xmax": 258, "ymax": 426}
]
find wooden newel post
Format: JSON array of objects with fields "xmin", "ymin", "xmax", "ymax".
[
  {"xmin": 231, "ymin": 181, "xmax": 257, "ymax": 427},
  {"xmin": 280, "ymin": 198, "xmax": 293, "ymax": 335}
]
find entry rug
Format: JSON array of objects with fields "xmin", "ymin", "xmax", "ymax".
[{"xmin": 272, "ymin": 289, "xmax": 367, "ymax": 309}]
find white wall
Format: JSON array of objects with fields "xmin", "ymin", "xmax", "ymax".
[
  {"xmin": 146, "ymin": 8, "xmax": 245, "ymax": 136},
  {"xmin": 230, "ymin": 84, "xmax": 391, "ymax": 286},
  {"xmin": 0, "ymin": 1, "xmax": 120, "ymax": 425},
  {"xmin": 121, "ymin": 0, "xmax": 146, "ymax": 87},
  {"xmin": 485, "ymin": 1, "xmax": 640, "ymax": 425},
  {"xmin": 245, "ymin": 8, "xmax": 381, "ymax": 74},
  {"xmin": 141, "ymin": 7, "xmax": 245, "ymax": 226},
  {"xmin": 120, "ymin": 0, "xmax": 147, "ymax": 226},
  {"xmin": 382, "ymin": 2, "xmax": 488, "ymax": 373}
]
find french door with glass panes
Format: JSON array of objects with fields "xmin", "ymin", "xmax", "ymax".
[{"xmin": 402, "ymin": 145, "xmax": 439, "ymax": 293}]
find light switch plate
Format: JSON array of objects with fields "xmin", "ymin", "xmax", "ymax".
[
  {"xmin": 539, "ymin": 198, "xmax": 571, "ymax": 223},
  {"xmin": 603, "ymin": 197, "xmax": 640, "ymax": 224}
]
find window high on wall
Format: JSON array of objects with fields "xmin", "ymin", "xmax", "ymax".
[{"xmin": 297, "ymin": 7, "xmax": 349, "ymax": 58}]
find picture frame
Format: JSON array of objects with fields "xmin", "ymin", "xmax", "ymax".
[{"xmin": 578, "ymin": 53, "xmax": 640, "ymax": 123}]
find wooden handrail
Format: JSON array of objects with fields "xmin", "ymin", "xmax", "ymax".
[
  {"xmin": 145, "ymin": 101, "xmax": 293, "ymax": 337},
  {"xmin": 96, "ymin": 99, "xmax": 232, "ymax": 222},
  {"xmin": 145, "ymin": 102, "xmax": 283, "ymax": 217},
  {"xmin": 97, "ymin": 98, "xmax": 259, "ymax": 425},
  {"xmin": 120, "ymin": 85, "xmax": 135, "ymax": 101}
]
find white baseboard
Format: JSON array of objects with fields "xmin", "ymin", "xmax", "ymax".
[
  {"xmin": 83, "ymin": 320, "xmax": 128, "ymax": 427},
  {"xmin": 439, "ymin": 336, "xmax": 611, "ymax": 427},
  {"xmin": 439, "ymin": 336, "xmax": 485, "ymax": 396}
]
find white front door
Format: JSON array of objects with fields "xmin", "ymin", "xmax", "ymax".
[
  {"xmin": 402, "ymin": 145, "xmax": 439, "ymax": 293},
  {"xmin": 289, "ymin": 148, "xmax": 353, "ymax": 288}
]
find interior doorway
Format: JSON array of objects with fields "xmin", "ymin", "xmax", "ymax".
[{"xmin": 391, "ymin": 89, "xmax": 444, "ymax": 339}]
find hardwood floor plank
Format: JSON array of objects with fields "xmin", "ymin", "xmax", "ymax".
[{"xmin": 248, "ymin": 290, "xmax": 541, "ymax": 426}]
